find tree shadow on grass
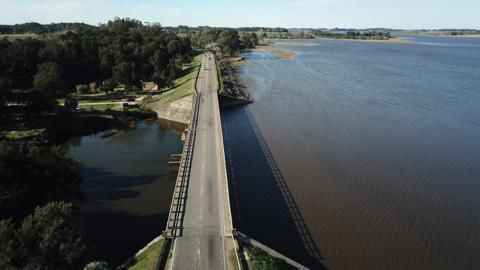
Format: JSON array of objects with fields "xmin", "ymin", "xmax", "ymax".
[
  {"xmin": 163, "ymin": 77, "xmax": 194, "ymax": 93},
  {"xmin": 222, "ymin": 105, "xmax": 328, "ymax": 269},
  {"xmin": 80, "ymin": 167, "xmax": 165, "ymax": 202}
]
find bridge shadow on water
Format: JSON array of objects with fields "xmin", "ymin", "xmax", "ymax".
[{"xmin": 221, "ymin": 105, "xmax": 328, "ymax": 269}]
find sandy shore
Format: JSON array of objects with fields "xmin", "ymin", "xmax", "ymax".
[
  {"xmin": 244, "ymin": 37, "xmax": 412, "ymax": 60},
  {"xmin": 269, "ymin": 41, "xmax": 318, "ymax": 47},
  {"xmin": 250, "ymin": 45, "xmax": 297, "ymax": 59}
]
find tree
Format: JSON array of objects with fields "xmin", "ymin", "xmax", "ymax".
[
  {"xmin": 0, "ymin": 141, "xmax": 82, "ymax": 221},
  {"xmin": 24, "ymin": 89, "xmax": 57, "ymax": 112},
  {"xmin": 1, "ymin": 17, "xmax": 194, "ymax": 108},
  {"xmin": 0, "ymin": 79, "xmax": 8, "ymax": 108},
  {"xmin": 0, "ymin": 219, "xmax": 17, "ymax": 270},
  {"xmin": 64, "ymin": 96, "xmax": 78, "ymax": 112},
  {"xmin": 218, "ymin": 30, "xmax": 241, "ymax": 56},
  {"xmin": 250, "ymin": 33, "xmax": 259, "ymax": 45},
  {"xmin": 240, "ymin": 34, "xmax": 253, "ymax": 49},
  {"xmin": 17, "ymin": 202, "xmax": 86, "ymax": 270},
  {"xmin": 83, "ymin": 261, "xmax": 111, "ymax": 270},
  {"xmin": 99, "ymin": 79, "xmax": 116, "ymax": 95},
  {"xmin": 4, "ymin": 38, "xmax": 42, "ymax": 89},
  {"xmin": 33, "ymin": 62, "xmax": 62, "ymax": 95}
]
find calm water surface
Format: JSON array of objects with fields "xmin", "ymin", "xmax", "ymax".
[
  {"xmin": 222, "ymin": 36, "xmax": 480, "ymax": 269},
  {"xmin": 63, "ymin": 120, "xmax": 183, "ymax": 266}
]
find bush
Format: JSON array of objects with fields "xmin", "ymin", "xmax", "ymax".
[{"xmin": 84, "ymin": 261, "xmax": 111, "ymax": 270}]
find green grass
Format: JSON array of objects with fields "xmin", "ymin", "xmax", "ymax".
[
  {"xmin": 57, "ymin": 91, "xmax": 143, "ymax": 112},
  {"xmin": 244, "ymin": 246, "xmax": 297, "ymax": 270},
  {"xmin": 149, "ymin": 54, "xmax": 202, "ymax": 103},
  {"xmin": 229, "ymin": 248, "xmax": 240, "ymax": 270},
  {"xmin": 0, "ymin": 33, "xmax": 41, "ymax": 40},
  {"xmin": 4, "ymin": 128, "xmax": 45, "ymax": 140},
  {"xmin": 215, "ymin": 57, "xmax": 225, "ymax": 94},
  {"xmin": 66, "ymin": 91, "xmax": 143, "ymax": 103},
  {"xmin": 127, "ymin": 238, "xmax": 165, "ymax": 270},
  {"xmin": 82, "ymin": 103, "xmax": 117, "ymax": 111},
  {"xmin": 143, "ymin": 81, "xmax": 157, "ymax": 91},
  {"xmin": 122, "ymin": 107, "xmax": 157, "ymax": 119}
]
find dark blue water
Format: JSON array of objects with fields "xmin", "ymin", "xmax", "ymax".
[
  {"xmin": 222, "ymin": 36, "xmax": 480, "ymax": 269},
  {"xmin": 63, "ymin": 120, "xmax": 183, "ymax": 266}
]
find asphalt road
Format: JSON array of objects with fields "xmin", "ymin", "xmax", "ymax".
[{"xmin": 170, "ymin": 53, "xmax": 229, "ymax": 270}]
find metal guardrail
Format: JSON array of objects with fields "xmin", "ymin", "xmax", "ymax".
[{"xmin": 165, "ymin": 93, "xmax": 201, "ymax": 238}]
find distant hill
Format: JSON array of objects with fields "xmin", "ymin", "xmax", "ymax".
[{"xmin": 0, "ymin": 22, "xmax": 95, "ymax": 34}]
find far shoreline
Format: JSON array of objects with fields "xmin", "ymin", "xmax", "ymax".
[
  {"xmin": 269, "ymin": 37, "xmax": 413, "ymax": 44},
  {"xmin": 243, "ymin": 36, "xmax": 413, "ymax": 60}
]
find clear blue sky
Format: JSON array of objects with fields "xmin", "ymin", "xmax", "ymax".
[{"xmin": 1, "ymin": 0, "xmax": 479, "ymax": 29}]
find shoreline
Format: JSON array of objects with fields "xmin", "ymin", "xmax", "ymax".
[
  {"xmin": 217, "ymin": 56, "xmax": 254, "ymax": 106},
  {"xmin": 323, "ymin": 37, "xmax": 413, "ymax": 44},
  {"xmin": 244, "ymin": 36, "xmax": 413, "ymax": 61},
  {"xmin": 272, "ymin": 37, "xmax": 413, "ymax": 44},
  {"xmin": 413, "ymin": 34, "xmax": 480, "ymax": 38},
  {"xmin": 248, "ymin": 45, "xmax": 297, "ymax": 59}
]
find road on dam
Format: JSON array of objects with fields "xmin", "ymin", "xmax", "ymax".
[{"xmin": 169, "ymin": 53, "xmax": 234, "ymax": 270}]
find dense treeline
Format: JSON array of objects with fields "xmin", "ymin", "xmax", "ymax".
[
  {"xmin": 236, "ymin": 27, "xmax": 289, "ymax": 32},
  {"xmin": 165, "ymin": 25, "xmax": 288, "ymax": 34},
  {"xmin": 312, "ymin": 30, "xmax": 392, "ymax": 40},
  {"xmin": 0, "ymin": 22, "xmax": 95, "ymax": 34},
  {"xmin": 0, "ymin": 18, "xmax": 192, "ymax": 109},
  {"xmin": 253, "ymin": 29, "xmax": 392, "ymax": 40},
  {"xmin": 0, "ymin": 18, "xmax": 195, "ymax": 270},
  {"xmin": 188, "ymin": 27, "xmax": 259, "ymax": 56},
  {"xmin": 0, "ymin": 141, "xmax": 86, "ymax": 269}
]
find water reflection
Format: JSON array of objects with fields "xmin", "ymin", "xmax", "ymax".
[{"xmin": 63, "ymin": 120, "xmax": 183, "ymax": 266}]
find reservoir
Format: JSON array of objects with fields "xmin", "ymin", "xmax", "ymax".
[
  {"xmin": 222, "ymin": 36, "xmax": 480, "ymax": 269},
  {"xmin": 62, "ymin": 120, "xmax": 183, "ymax": 266}
]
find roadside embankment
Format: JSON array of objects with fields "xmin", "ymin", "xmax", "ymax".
[
  {"xmin": 145, "ymin": 95, "xmax": 194, "ymax": 124},
  {"xmin": 235, "ymin": 232, "xmax": 309, "ymax": 270},
  {"xmin": 117, "ymin": 235, "xmax": 172, "ymax": 270},
  {"xmin": 143, "ymin": 54, "xmax": 201, "ymax": 123},
  {"xmin": 216, "ymin": 57, "xmax": 254, "ymax": 107}
]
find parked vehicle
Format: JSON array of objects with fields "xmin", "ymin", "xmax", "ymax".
[{"xmin": 122, "ymin": 98, "xmax": 137, "ymax": 107}]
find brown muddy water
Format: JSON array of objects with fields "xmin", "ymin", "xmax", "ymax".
[{"xmin": 222, "ymin": 36, "xmax": 480, "ymax": 269}]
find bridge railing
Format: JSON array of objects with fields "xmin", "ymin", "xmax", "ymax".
[{"xmin": 165, "ymin": 93, "xmax": 200, "ymax": 238}]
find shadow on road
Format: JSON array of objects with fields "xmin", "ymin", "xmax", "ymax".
[{"xmin": 221, "ymin": 105, "xmax": 327, "ymax": 269}]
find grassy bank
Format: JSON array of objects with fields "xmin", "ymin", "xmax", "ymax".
[
  {"xmin": 126, "ymin": 238, "xmax": 164, "ymax": 270},
  {"xmin": 49, "ymin": 108, "xmax": 156, "ymax": 142},
  {"xmin": 117, "ymin": 236, "xmax": 173, "ymax": 270},
  {"xmin": 59, "ymin": 91, "xmax": 143, "ymax": 104},
  {"xmin": 3, "ymin": 128, "xmax": 46, "ymax": 140},
  {"xmin": 147, "ymin": 54, "xmax": 202, "ymax": 104},
  {"xmin": 216, "ymin": 57, "xmax": 225, "ymax": 94},
  {"xmin": 0, "ymin": 106, "xmax": 157, "ymax": 144},
  {"xmin": 243, "ymin": 245, "xmax": 297, "ymax": 270}
]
